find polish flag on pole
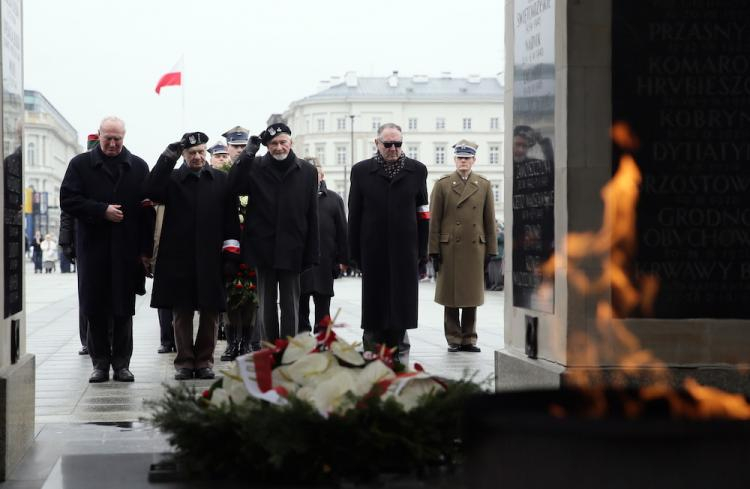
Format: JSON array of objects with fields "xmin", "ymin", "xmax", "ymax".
[{"xmin": 154, "ymin": 57, "xmax": 183, "ymax": 94}]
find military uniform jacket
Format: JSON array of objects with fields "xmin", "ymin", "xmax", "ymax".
[
  {"xmin": 348, "ymin": 156, "xmax": 429, "ymax": 331},
  {"xmin": 60, "ymin": 146, "xmax": 152, "ymax": 316},
  {"xmin": 145, "ymin": 155, "xmax": 240, "ymax": 311},
  {"xmin": 229, "ymin": 150, "xmax": 319, "ymax": 272},
  {"xmin": 429, "ymin": 171, "xmax": 498, "ymax": 307}
]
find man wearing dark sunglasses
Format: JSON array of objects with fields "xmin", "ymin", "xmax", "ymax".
[{"xmin": 348, "ymin": 123, "xmax": 429, "ymax": 364}]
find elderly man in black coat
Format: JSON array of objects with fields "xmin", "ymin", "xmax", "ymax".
[
  {"xmin": 348, "ymin": 123, "xmax": 429, "ymax": 359},
  {"xmin": 60, "ymin": 116, "xmax": 152, "ymax": 383},
  {"xmin": 229, "ymin": 123, "xmax": 319, "ymax": 341},
  {"xmin": 299, "ymin": 162, "xmax": 348, "ymax": 332},
  {"xmin": 145, "ymin": 132, "xmax": 241, "ymax": 380}
]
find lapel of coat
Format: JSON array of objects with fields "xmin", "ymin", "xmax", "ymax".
[
  {"xmin": 368, "ymin": 158, "xmax": 390, "ymax": 182},
  {"xmin": 390, "ymin": 157, "xmax": 415, "ymax": 185},
  {"xmin": 457, "ymin": 172, "xmax": 479, "ymax": 206}
]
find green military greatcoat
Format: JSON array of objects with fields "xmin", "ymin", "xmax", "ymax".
[{"xmin": 428, "ymin": 171, "xmax": 498, "ymax": 307}]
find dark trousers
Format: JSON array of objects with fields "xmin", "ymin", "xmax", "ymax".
[
  {"xmin": 78, "ymin": 311, "xmax": 87, "ymax": 347},
  {"xmin": 173, "ymin": 309, "xmax": 218, "ymax": 370},
  {"xmin": 86, "ymin": 314, "xmax": 132, "ymax": 371},
  {"xmin": 444, "ymin": 306, "xmax": 477, "ymax": 346},
  {"xmin": 299, "ymin": 292, "xmax": 331, "ymax": 332},
  {"xmin": 158, "ymin": 308, "xmax": 174, "ymax": 347},
  {"xmin": 257, "ymin": 268, "xmax": 300, "ymax": 341}
]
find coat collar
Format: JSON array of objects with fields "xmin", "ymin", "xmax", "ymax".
[
  {"xmin": 455, "ymin": 171, "xmax": 479, "ymax": 205},
  {"xmin": 259, "ymin": 150, "xmax": 302, "ymax": 181},
  {"xmin": 90, "ymin": 145, "xmax": 133, "ymax": 169},
  {"xmin": 176, "ymin": 162, "xmax": 215, "ymax": 182},
  {"xmin": 367, "ymin": 155, "xmax": 415, "ymax": 182}
]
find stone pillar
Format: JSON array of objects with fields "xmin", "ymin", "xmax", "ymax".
[
  {"xmin": 0, "ymin": 0, "xmax": 34, "ymax": 480},
  {"xmin": 497, "ymin": 0, "xmax": 750, "ymax": 394}
]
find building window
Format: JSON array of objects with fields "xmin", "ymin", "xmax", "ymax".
[
  {"xmin": 337, "ymin": 118, "xmax": 346, "ymax": 131},
  {"xmin": 407, "ymin": 145, "xmax": 419, "ymax": 160},
  {"xmin": 315, "ymin": 143, "xmax": 326, "ymax": 165},
  {"xmin": 463, "ymin": 118, "xmax": 472, "ymax": 130},
  {"xmin": 435, "ymin": 145, "xmax": 446, "ymax": 165},
  {"xmin": 489, "ymin": 144, "xmax": 501, "ymax": 165},
  {"xmin": 27, "ymin": 142, "xmax": 36, "ymax": 166},
  {"xmin": 436, "ymin": 117, "xmax": 445, "ymax": 130},
  {"xmin": 490, "ymin": 117, "xmax": 499, "ymax": 130},
  {"xmin": 492, "ymin": 183, "xmax": 502, "ymax": 203},
  {"xmin": 336, "ymin": 145, "xmax": 348, "ymax": 165},
  {"xmin": 317, "ymin": 118, "xmax": 326, "ymax": 132},
  {"xmin": 305, "ymin": 118, "xmax": 311, "ymax": 134},
  {"xmin": 304, "ymin": 145, "xmax": 311, "ymax": 158},
  {"xmin": 408, "ymin": 118, "xmax": 417, "ymax": 131},
  {"xmin": 372, "ymin": 117, "xmax": 381, "ymax": 131}
]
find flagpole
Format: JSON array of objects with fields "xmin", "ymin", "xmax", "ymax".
[{"xmin": 181, "ymin": 54, "xmax": 186, "ymax": 132}]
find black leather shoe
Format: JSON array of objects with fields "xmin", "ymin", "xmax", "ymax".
[
  {"xmin": 89, "ymin": 369, "xmax": 108, "ymax": 383},
  {"xmin": 447, "ymin": 344, "xmax": 461, "ymax": 353},
  {"xmin": 220, "ymin": 343, "xmax": 237, "ymax": 361},
  {"xmin": 195, "ymin": 367, "xmax": 215, "ymax": 380},
  {"xmin": 461, "ymin": 344, "xmax": 481, "ymax": 353},
  {"xmin": 174, "ymin": 368, "xmax": 193, "ymax": 380},
  {"xmin": 113, "ymin": 368, "xmax": 135, "ymax": 382},
  {"xmin": 78, "ymin": 346, "xmax": 89, "ymax": 355},
  {"xmin": 157, "ymin": 344, "xmax": 175, "ymax": 354}
]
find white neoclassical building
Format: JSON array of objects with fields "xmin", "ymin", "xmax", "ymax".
[
  {"xmin": 279, "ymin": 72, "xmax": 505, "ymax": 219},
  {"xmin": 24, "ymin": 90, "xmax": 81, "ymax": 236}
]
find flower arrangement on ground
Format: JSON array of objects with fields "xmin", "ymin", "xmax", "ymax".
[{"xmin": 148, "ymin": 322, "xmax": 484, "ymax": 484}]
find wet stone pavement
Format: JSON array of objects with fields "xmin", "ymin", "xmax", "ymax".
[{"xmin": 2, "ymin": 263, "xmax": 504, "ymax": 488}]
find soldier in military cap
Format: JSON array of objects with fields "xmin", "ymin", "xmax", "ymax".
[
  {"xmin": 145, "ymin": 132, "xmax": 241, "ymax": 380},
  {"xmin": 229, "ymin": 123, "xmax": 319, "ymax": 342},
  {"xmin": 208, "ymin": 141, "xmax": 230, "ymax": 169},
  {"xmin": 428, "ymin": 139, "xmax": 497, "ymax": 353},
  {"xmin": 222, "ymin": 126, "xmax": 250, "ymax": 163}
]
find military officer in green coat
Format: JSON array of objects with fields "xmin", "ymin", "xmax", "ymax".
[{"xmin": 429, "ymin": 140, "xmax": 497, "ymax": 352}]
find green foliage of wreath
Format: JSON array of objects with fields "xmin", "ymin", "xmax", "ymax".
[{"xmin": 148, "ymin": 378, "xmax": 482, "ymax": 485}]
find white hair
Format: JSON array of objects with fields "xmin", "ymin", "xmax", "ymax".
[{"xmin": 99, "ymin": 116, "xmax": 126, "ymax": 133}]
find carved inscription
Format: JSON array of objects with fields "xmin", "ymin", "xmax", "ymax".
[{"xmin": 613, "ymin": 0, "xmax": 750, "ymax": 318}]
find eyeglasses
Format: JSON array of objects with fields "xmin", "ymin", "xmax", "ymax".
[{"xmin": 380, "ymin": 141, "xmax": 403, "ymax": 148}]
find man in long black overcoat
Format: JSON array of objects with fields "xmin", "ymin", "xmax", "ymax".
[
  {"xmin": 60, "ymin": 117, "xmax": 151, "ymax": 383},
  {"xmin": 229, "ymin": 123, "xmax": 319, "ymax": 341},
  {"xmin": 299, "ymin": 162, "xmax": 348, "ymax": 332},
  {"xmin": 348, "ymin": 123, "xmax": 429, "ymax": 357},
  {"xmin": 145, "ymin": 132, "xmax": 241, "ymax": 380}
]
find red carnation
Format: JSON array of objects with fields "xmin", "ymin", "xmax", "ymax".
[
  {"xmin": 250, "ymin": 284, "xmax": 256, "ymax": 290},
  {"xmin": 248, "ymin": 270, "xmax": 256, "ymax": 277},
  {"xmin": 239, "ymin": 263, "xmax": 248, "ymax": 270},
  {"xmin": 234, "ymin": 283, "xmax": 243, "ymax": 289},
  {"xmin": 202, "ymin": 389, "xmax": 211, "ymax": 399},
  {"xmin": 246, "ymin": 283, "xmax": 252, "ymax": 289},
  {"xmin": 236, "ymin": 272, "xmax": 242, "ymax": 277}
]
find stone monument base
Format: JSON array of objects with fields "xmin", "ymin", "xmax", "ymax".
[
  {"xmin": 0, "ymin": 353, "xmax": 35, "ymax": 479},
  {"xmin": 495, "ymin": 349, "xmax": 750, "ymax": 396}
]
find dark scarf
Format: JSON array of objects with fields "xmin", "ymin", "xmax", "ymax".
[
  {"xmin": 374, "ymin": 151, "xmax": 406, "ymax": 179},
  {"xmin": 268, "ymin": 150, "xmax": 296, "ymax": 178}
]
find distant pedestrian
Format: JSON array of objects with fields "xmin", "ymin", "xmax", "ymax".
[
  {"xmin": 60, "ymin": 116, "xmax": 152, "ymax": 383},
  {"xmin": 428, "ymin": 140, "xmax": 497, "ymax": 353},
  {"xmin": 208, "ymin": 140, "xmax": 231, "ymax": 169},
  {"xmin": 348, "ymin": 123, "xmax": 429, "ymax": 361},
  {"xmin": 31, "ymin": 231, "xmax": 43, "ymax": 273},
  {"xmin": 41, "ymin": 234, "xmax": 58, "ymax": 273},
  {"xmin": 299, "ymin": 161, "xmax": 347, "ymax": 333},
  {"xmin": 229, "ymin": 123, "xmax": 319, "ymax": 342},
  {"xmin": 222, "ymin": 126, "xmax": 250, "ymax": 163},
  {"xmin": 145, "ymin": 132, "xmax": 241, "ymax": 381}
]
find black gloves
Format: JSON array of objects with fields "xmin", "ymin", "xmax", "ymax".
[
  {"xmin": 62, "ymin": 246, "xmax": 75, "ymax": 262},
  {"xmin": 430, "ymin": 254, "xmax": 441, "ymax": 274},
  {"xmin": 243, "ymin": 135, "xmax": 262, "ymax": 158},
  {"xmin": 163, "ymin": 141, "xmax": 183, "ymax": 161},
  {"xmin": 332, "ymin": 264, "xmax": 342, "ymax": 279}
]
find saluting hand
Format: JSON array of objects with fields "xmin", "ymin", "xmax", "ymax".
[
  {"xmin": 105, "ymin": 204, "xmax": 124, "ymax": 222},
  {"xmin": 162, "ymin": 141, "xmax": 183, "ymax": 161},
  {"xmin": 244, "ymin": 135, "xmax": 262, "ymax": 158}
]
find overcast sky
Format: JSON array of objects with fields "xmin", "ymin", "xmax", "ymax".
[{"xmin": 23, "ymin": 0, "xmax": 504, "ymax": 164}]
